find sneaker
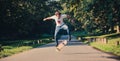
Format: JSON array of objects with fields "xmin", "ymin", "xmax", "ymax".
[{"xmin": 56, "ymin": 44, "xmax": 58, "ymax": 47}]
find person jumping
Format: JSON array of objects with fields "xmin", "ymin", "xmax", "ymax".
[{"xmin": 43, "ymin": 10, "xmax": 71, "ymax": 47}]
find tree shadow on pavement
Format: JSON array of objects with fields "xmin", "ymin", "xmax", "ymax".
[
  {"xmin": 105, "ymin": 56, "xmax": 120, "ymax": 61},
  {"xmin": 37, "ymin": 41, "xmax": 86, "ymax": 48},
  {"xmin": 37, "ymin": 41, "xmax": 120, "ymax": 61}
]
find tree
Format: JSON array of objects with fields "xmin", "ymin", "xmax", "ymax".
[
  {"xmin": 0, "ymin": 0, "xmax": 62, "ymax": 39},
  {"xmin": 60, "ymin": 0, "xmax": 120, "ymax": 34}
]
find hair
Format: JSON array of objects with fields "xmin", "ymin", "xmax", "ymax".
[{"xmin": 55, "ymin": 10, "xmax": 61, "ymax": 15}]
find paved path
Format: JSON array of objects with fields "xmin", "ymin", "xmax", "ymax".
[{"xmin": 0, "ymin": 35, "xmax": 119, "ymax": 61}]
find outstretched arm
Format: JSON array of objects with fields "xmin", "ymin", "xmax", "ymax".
[
  {"xmin": 43, "ymin": 17, "xmax": 53, "ymax": 21},
  {"xmin": 43, "ymin": 15, "xmax": 55, "ymax": 21}
]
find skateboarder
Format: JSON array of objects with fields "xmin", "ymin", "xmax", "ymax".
[{"xmin": 43, "ymin": 10, "xmax": 71, "ymax": 47}]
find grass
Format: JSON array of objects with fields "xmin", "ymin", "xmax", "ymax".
[
  {"xmin": 90, "ymin": 37, "xmax": 120, "ymax": 56},
  {"xmin": 72, "ymin": 31, "xmax": 120, "ymax": 38},
  {"xmin": 72, "ymin": 31, "xmax": 120, "ymax": 56},
  {"xmin": 0, "ymin": 46, "xmax": 32, "ymax": 57},
  {"xmin": 0, "ymin": 35, "xmax": 54, "ymax": 58}
]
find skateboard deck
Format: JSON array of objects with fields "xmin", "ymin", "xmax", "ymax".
[{"xmin": 56, "ymin": 40, "xmax": 67, "ymax": 52}]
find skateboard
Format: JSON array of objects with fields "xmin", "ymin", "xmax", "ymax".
[{"xmin": 56, "ymin": 40, "xmax": 67, "ymax": 52}]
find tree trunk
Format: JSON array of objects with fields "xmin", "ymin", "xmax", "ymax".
[{"xmin": 116, "ymin": 25, "xmax": 120, "ymax": 33}]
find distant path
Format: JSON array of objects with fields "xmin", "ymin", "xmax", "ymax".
[{"xmin": 0, "ymin": 35, "xmax": 119, "ymax": 61}]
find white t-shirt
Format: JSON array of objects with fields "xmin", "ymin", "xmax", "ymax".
[{"xmin": 50, "ymin": 14, "xmax": 67, "ymax": 26}]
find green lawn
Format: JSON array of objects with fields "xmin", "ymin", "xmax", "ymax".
[
  {"xmin": 72, "ymin": 31, "xmax": 120, "ymax": 56},
  {"xmin": 72, "ymin": 31, "xmax": 120, "ymax": 38},
  {"xmin": 90, "ymin": 37, "xmax": 120, "ymax": 56},
  {"xmin": 0, "ymin": 36, "xmax": 54, "ymax": 58}
]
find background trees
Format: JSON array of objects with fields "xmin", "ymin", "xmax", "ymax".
[
  {"xmin": 0, "ymin": 0, "xmax": 62, "ymax": 39},
  {"xmin": 60, "ymin": 0, "xmax": 120, "ymax": 35},
  {"xmin": 0, "ymin": 0, "xmax": 120, "ymax": 40}
]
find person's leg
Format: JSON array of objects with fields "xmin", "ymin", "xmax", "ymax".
[
  {"xmin": 62, "ymin": 25, "xmax": 71, "ymax": 41},
  {"xmin": 54, "ymin": 26, "xmax": 60, "ymax": 46}
]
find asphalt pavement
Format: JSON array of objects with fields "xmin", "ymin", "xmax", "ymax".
[{"xmin": 0, "ymin": 35, "xmax": 119, "ymax": 61}]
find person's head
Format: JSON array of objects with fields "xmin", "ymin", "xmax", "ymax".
[{"xmin": 55, "ymin": 10, "xmax": 61, "ymax": 16}]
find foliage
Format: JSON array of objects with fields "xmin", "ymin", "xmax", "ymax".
[
  {"xmin": 60, "ymin": 0, "xmax": 120, "ymax": 34},
  {"xmin": 1, "ymin": 0, "xmax": 120, "ymax": 39},
  {"xmin": 0, "ymin": 0, "xmax": 62, "ymax": 39}
]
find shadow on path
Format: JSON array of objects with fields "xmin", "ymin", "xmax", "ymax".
[
  {"xmin": 37, "ymin": 35, "xmax": 120, "ymax": 61},
  {"xmin": 37, "ymin": 41, "xmax": 86, "ymax": 48}
]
